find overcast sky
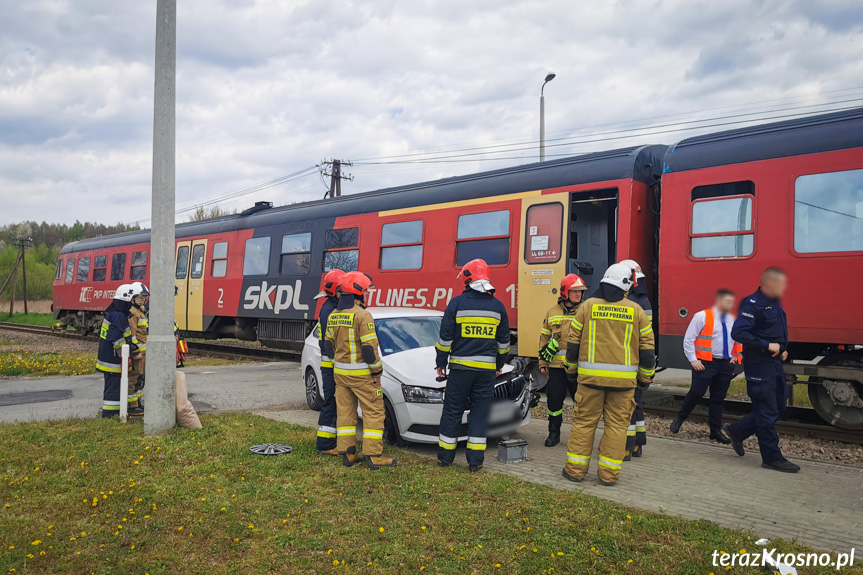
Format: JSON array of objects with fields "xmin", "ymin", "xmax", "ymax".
[{"xmin": 1, "ymin": 0, "xmax": 862, "ymax": 227}]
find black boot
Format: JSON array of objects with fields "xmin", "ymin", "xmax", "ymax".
[
  {"xmin": 761, "ymin": 459, "xmax": 800, "ymax": 473},
  {"xmin": 709, "ymin": 429, "xmax": 731, "ymax": 444},
  {"xmin": 545, "ymin": 418, "xmax": 561, "ymax": 447},
  {"xmin": 723, "ymin": 423, "xmax": 745, "ymax": 456},
  {"xmin": 669, "ymin": 418, "xmax": 684, "ymax": 433}
]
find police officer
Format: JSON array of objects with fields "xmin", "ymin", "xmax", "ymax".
[
  {"xmin": 128, "ymin": 282, "xmax": 149, "ymax": 410},
  {"xmin": 314, "ymin": 268, "xmax": 345, "ymax": 455},
  {"xmin": 324, "ymin": 271, "xmax": 396, "ymax": 469},
  {"xmin": 435, "ymin": 259, "xmax": 511, "ymax": 472},
  {"xmin": 724, "ymin": 267, "xmax": 799, "ymax": 473},
  {"xmin": 562, "ymin": 263, "xmax": 655, "ymax": 486},
  {"xmin": 538, "ymin": 273, "xmax": 588, "ymax": 447},
  {"xmin": 97, "ymin": 284, "xmax": 142, "ymax": 417},
  {"xmin": 619, "ymin": 259, "xmax": 651, "ymax": 459}
]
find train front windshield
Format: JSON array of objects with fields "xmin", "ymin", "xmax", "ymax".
[{"xmin": 375, "ymin": 316, "xmax": 443, "ymax": 356}]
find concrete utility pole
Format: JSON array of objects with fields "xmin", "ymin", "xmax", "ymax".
[
  {"xmin": 539, "ymin": 72, "xmax": 556, "ymax": 162},
  {"xmin": 145, "ymin": 0, "xmax": 177, "ymax": 435},
  {"xmin": 321, "ymin": 159, "xmax": 354, "ymax": 198}
]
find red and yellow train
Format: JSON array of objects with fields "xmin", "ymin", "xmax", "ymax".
[{"xmin": 54, "ymin": 108, "xmax": 863, "ymax": 429}]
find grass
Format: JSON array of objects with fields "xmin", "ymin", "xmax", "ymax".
[
  {"xmin": 0, "ymin": 351, "xmax": 250, "ymax": 377},
  {"xmin": 0, "ymin": 414, "xmax": 846, "ymax": 575},
  {"xmin": 1, "ymin": 312, "xmax": 56, "ymax": 327},
  {"xmin": 664, "ymin": 377, "xmax": 813, "ymax": 408}
]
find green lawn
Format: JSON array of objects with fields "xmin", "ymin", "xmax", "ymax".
[
  {"xmin": 1, "ymin": 312, "xmax": 56, "ymax": 327},
  {"xmin": 0, "ymin": 350, "xmax": 250, "ymax": 377},
  {"xmin": 0, "ymin": 414, "xmax": 845, "ymax": 575}
]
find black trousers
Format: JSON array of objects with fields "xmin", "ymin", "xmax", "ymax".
[
  {"xmin": 437, "ymin": 368, "xmax": 495, "ymax": 466},
  {"xmin": 727, "ymin": 358, "xmax": 787, "ymax": 462},
  {"xmin": 677, "ymin": 359, "xmax": 734, "ymax": 432},
  {"xmin": 546, "ymin": 367, "xmax": 577, "ymax": 432},
  {"xmin": 316, "ymin": 367, "xmax": 338, "ymax": 451},
  {"xmin": 625, "ymin": 387, "xmax": 646, "ymax": 451}
]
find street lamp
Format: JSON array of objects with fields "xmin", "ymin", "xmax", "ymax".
[{"xmin": 540, "ymin": 72, "xmax": 556, "ymax": 162}]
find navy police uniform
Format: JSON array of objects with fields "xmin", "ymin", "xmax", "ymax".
[
  {"xmin": 316, "ymin": 296, "xmax": 339, "ymax": 451},
  {"xmin": 435, "ymin": 288, "xmax": 510, "ymax": 467},
  {"xmin": 727, "ymin": 288, "xmax": 789, "ymax": 463}
]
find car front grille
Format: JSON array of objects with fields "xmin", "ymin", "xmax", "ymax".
[{"xmin": 494, "ymin": 374, "xmax": 527, "ymax": 401}]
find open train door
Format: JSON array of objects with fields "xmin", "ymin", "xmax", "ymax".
[
  {"xmin": 174, "ymin": 239, "xmax": 208, "ymax": 332},
  {"xmin": 517, "ymin": 193, "xmax": 569, "ymax": 388}
]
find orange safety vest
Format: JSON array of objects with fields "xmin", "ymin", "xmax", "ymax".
[{"xmin": 694, "ymin": 309, "xmax": 742, "ymax": 362}]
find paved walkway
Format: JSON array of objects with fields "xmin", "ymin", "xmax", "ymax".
[{"xmin": 259, "ymin": 409, "xmax": 863, "ymax": 552}]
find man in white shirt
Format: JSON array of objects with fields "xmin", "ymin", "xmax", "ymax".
[{"xmin": 670, "ymin": 289, "xmax": 740, "ymax": 443}]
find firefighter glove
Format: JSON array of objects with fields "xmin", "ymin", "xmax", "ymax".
[{"xmin": 538, "ymin": 337, "xmax": 560, "ymax": 363}]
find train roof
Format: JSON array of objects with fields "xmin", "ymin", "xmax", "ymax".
[
  {"xmin": 663, "ymin": 106, "xmax": 863, "ymax": 173},
  {"xmin": 60, "ymin": 144, "xmax": 667, "ymax": 254}
]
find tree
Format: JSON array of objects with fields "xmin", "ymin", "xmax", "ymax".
[{"xmin": 189, "ymin": 205, "xmax": 238, "ymax": 222}]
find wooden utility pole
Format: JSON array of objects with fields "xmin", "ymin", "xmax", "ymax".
[
  {"xmin": 321, "ymin": 159, "xmax": 353, "ymax": 198},
  {"xmin": 18, "ymin": 238, "xmax": 32, "ymax": 314}
]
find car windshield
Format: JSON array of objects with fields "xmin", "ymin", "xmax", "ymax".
[{"xmin": 375, "ymin": 316, "xmax": 442, "ymax": 356}]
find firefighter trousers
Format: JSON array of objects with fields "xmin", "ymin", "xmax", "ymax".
[
  {"xmin": 316, "ymin": 367, "xmax": 338, "ymax": 451},
  {"xmin": 128, "ymin": 354, "xmax": 145, "ymax": 407},
  {"xmin": 437, "ymin": 368, "xmax": 495, "ymax": 467},
  {"xmin": 335, "ymin": 378, "xmax": 386, "ymax": 456},
  {"xmin": 100, "ymin": 371, "xmax": 137, "ymax": 417},
  {"xmin": 564, "ymin": 385, "xmax": 636, "ymax": 484},
  {"xmin": 546, "ymin": 367, "xmax": 577, "ymax": 433},
  {"xmin": 625, "ymin": 387, "xmax": 646, "ymax": 453}
]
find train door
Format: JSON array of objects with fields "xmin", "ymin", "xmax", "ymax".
[
  {"xmin": 174, "ymin": 239, "xmax": 208, "ymax": 332},
  {"xmin": 517, "ymin": 194, "xmax": 569, "ymax": 359},
  {"xmin": 567, "ymin": 189, "xmax": 618, "ymax": 292}
]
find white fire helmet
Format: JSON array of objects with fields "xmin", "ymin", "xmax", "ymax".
[
  {"xmin": 600, "ymin": 263, "xmax": 635, "ymax": 291},
  {"xmin": 114, "ymin": 284, "xmax": 136, "ymax": 302},
  {"xmin": 618, "ymin": 258, "xmax": 645, "ymax": 280}
]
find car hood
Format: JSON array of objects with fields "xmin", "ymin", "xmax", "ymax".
[{"xmin": 383, "ymin": 347, "xmax": 512, "ymax": 389}]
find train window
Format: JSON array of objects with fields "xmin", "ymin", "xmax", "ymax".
[
  {"xmin": 794, "ymin": 168, "xmax": 863, "ymax": 254},
  {"xmin": 324, "ymin": 227, "xmax": 359, "ymax": 272},
  {"xmin": 175, "ymin": 246, "xmax": 189, "ymax": 279},
  {"xmin": 212, "ymin": 242, "xmax": 228, "ymax": 278},
  {"xmin": 243, "ymin": 237, "xmax": 271, "ymax": 276},
  {"xmin": 524, "ymin": 203, "xmax": 563, "ymax": 264},
  {"xmin": 131, "ymin": 251, "xmax": 147, "ymax": 281},
  {"xmin": 65, "ymin": 259, "xmax": 74, "ymax": 283},
  {"xmin": 456, "ymin": 210, "xmax": 510, "ymax": 266},
  {"xmin": 280, "ymin": 233, "xmax": 312, "ymax": 275},
  {"xmin": 55, "ymin": 259, "xmax": 63, "ymax": 280},
  {"xmin": 76, "ymin": 257, "xmax": 90, "ymax": 282},
  {"xmin": 381, "ymin": 221, "xmax": 423, "ymax": 270},
  {"xmin": 690, "ymin": 195, "xmax": 754, "ymax": 258},
  {"xmin": 93, "ymin": 255, "xmax": 107, "ymax": 282},
  {"xmin": 190, "ymin": 245, "xmax": 205, "ymax": 279},
  {"xmin": 691, "ymin": 181, "xmax": 754, "ymax": 202},
  {"xmin": 325, "ymin": 228, "xmax": 359, "ymax": 250},
  {"xmin": 110, "ymin": 253, "xmax": 126, "ymax": 281}
]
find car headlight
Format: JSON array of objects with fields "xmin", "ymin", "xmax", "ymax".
[{"xmin": 401, "ymin": 384, "xmax": 444, "ymax": 404}]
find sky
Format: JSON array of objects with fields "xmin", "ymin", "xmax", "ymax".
[{"xmin": 1, "ymin": 0, "xmax": 862, "ymax": 226}]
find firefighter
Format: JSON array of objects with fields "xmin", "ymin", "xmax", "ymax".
[
  {"xmin": 314, "ymin": 268, "xmax": 345, "ymax": 455},
  {"xmin": 435, "ymin": 259, "xmax": 511, "ymax": 472},
  {"xmin": 128, "ymin": 282, "xmax": 149, "ymax": 409},
  {"xmin": 724, "ymin": 267, "xmax": 799, "ymax": 473},
  {"xmin": 323, "ymin": 271, "xmax": 396, "ymax": 469},
  {"xmin": 618, "ymin": 259, "xmax": 650, "ymax": 459},
  {"xmin": 97, "ymin": 284, "xmax": 143, "ymax": 418},
  {"xmin": 538, "ymin": 273, "xmax": 588, "ymax": 447},
  {"xmin": 562, "ymin": 263, "xmax": 655, "ymax": 486}
]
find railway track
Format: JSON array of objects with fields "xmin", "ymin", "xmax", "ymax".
[
  {"xmin": 642, "ymin": 388, "xmax": 863, "ymax": 445},
  {"xmin": 0, "ymin": 322, "xmax": 298, "ymax": 363}
]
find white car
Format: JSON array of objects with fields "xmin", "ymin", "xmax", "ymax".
[{"xmin": 301, "ymin": 307, "xmax": 533, "ymax": 445}]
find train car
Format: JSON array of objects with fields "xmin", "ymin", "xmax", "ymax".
[
  {"xmin": 53, "ymin": 144, "xmax": 666, "ymax": 383},
  {"xmin": 659, "ymin": 107, "xmax": 863, "ymax": 429}
]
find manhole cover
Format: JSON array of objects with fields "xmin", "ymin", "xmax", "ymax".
[
  {"xmin": 0, "ymin": 390, "xmax": 73, "ymax": 407},
  {"xmin": 249, "ymin": 443, "xmax": 293, "ymax": 456}
]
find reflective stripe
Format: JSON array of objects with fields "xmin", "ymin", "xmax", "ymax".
[
  {"xmin": 598, "ymin": 456, "xmax": 622, "ymax": 470},
  {"xmin": 438, "ymin": 440, "xmax": 456, "ymax": 450},
  {"xmin": 639, "ymin": 324, "xmax": 652, "ymax": 335},
  {"xmin": 137, "ymin": 345, "xmax": 146, "ymax": 352},
  {"xmin": 623, "ymin": 323, "xmax": 632, "ymax": 366},
  {"xmin": 360, "ymin": 333, "xmax": 377, "ymax": 343},
  {"xmin": 317, "ymin": 426, "xmax": 337, "ymax": 438},
  {"xmin": 456, "ymin": 310, "xmax": 501, "ymax": 320},
  {"xmin": 694, "ymin": 345, "xmax": 713, "ymax": 352},
  {"xmin": 112, "ymin": 337, "xmax": 126, "ymax": 349},
  {"xmin": 466, "ymin": 442, "xmax": 486, "ymax": 451},
  {"xmin": 548, "ymin": 315, "xmax": 576, "ymax": 322},
  {"xmin": 588, "ymin": 321, "xmax": 596, "ymax": 363},
  {"xmin": 334, "ymin": 367, "xmax": 371, "ymax": 376},
  {"xmin": 572, "ymin": 319, "xmax": 583, "ymax": 331},
  {"xmin": 348, "ymin": 321, "xmax": 357, "ymax": 363},
  {"xmin": 450, "ymin": 356, "xmax": 496, "ymax": 370},
  {"xmin": 102, "ymin": 404, "xmax": 120, "ymax": 411},
  {"xmin": 467, "ymin": 436, "xmax": 486, "ymax": 445},
  {"xmin": 540, "ymin": 328, "xmax": 552, "ymax": 336},
  {"xmin": 321, "ymin": 354, "xmax": 332, "ymax": 362},
  {"xmin": 334, "ymin": 361, "xmax": 370, "ymax": 371},
  {"xmin": 139, "ymin": 319, "xmax": 149, "ymax": 328},
  {"xmin": 638, "ymin": 366, "xmax": 655, "ymax": 377},
  {"xmin": 577, "ymin": 361, "xmax": 637, "ymax": 380},
  {"xmin": 497, "ymin": 341, "xmax": 510, "ymax": 353},
  {"xmin": 567, "ymin": 452, "xmax": 589, "ymax": 465},
  {"xmin": 123, "ymin": 329, "xmax": 132, "ymax": 337},
  {"xmin": 102, "ymin": 400, "xmax": 121, "ymax": 406},
  {"xmin": 439, "ymin": 434, "xmax": 457, "ymax": 444},
  {"xmin": 548, "ymin": 408, "xmax": 563, "ymax": 417},
  {"xmin": 96, "ymin": 361, "xmax": 121, "ymax": 373},
  {"xmin": 363, "ymin": 429, "xmax": 383, "ymax": 439},
  {"xmin": 626, "ymin": 428, "xmax": 636, "ymax": 437},
  {"xmin": 127, "ymin": 396, "xmax": 137, "ymax": 404},
  {"xmin": 337, "ymin": 427, "xmax": 356, "ymax": 436},
  {"xmin": 369, "ymin": 361, "xmax": 382, "ymax": 371},
  {"xmin": 456, "ymin": 316, "xmax": 500, "ymax": 326},
  {"xmin": 553, "ymin": 352, "xmax": 567, "ymax": 359},
  {"xmin": 321, "ymin": 360, "xmax": 334, "ymax": 368},
  {"xmin": 435, "ymin": 341, "xmax": 452, "ymax": 352}
]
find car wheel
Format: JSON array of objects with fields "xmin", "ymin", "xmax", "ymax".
[
  {"xmin": 305, "ymin": 368, "xmax": 323, "ymax": 411},
  {"xmin": 383, "ymin": 398, "xmax": 406, "ymax": 447}
]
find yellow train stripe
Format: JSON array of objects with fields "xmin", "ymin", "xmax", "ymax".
[{"xmin": 379, "ymin": 190, "xmax": 542, "ymax": 217}]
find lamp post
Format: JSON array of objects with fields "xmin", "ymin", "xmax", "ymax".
[{"xmin": 540, "ymin": 72, "xmax": 556, "ymax": 162}]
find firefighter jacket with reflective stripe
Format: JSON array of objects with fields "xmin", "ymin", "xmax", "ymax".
[
  {"xmin": 693, "ymin": 308, "xmax": 742, "ymax": 362},
  {"xmin": 436, "ymin": 288, "xmax": 511, "ymax": 371},
  {"xmin": 129, "ymin": 305, "xmax": 148, "ymax": 353},
  {"xmin": 317, "ymin": 296, "xmax": 337, "ymax": 369},
  {"xmin": 564, "ymin": 297, "xmax": 655, "ymax": 389},
  {"xmin": 97, "ymin": 309, "xmax": 134, "ymax": 374},
  {"xmin": 324, "ymin": 300, "xmax": 382, "ymax": 386},
  {"xmin": 538, "ymin": 301, "xmax": 579, "ymax": 369}
]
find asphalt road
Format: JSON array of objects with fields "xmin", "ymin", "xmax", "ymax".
[{"xmin": 0, "ymin": 362, "xmax": 307, "ymax": 423}]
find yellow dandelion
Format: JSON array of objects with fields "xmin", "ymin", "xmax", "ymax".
[
  {"xmin": 379, "ymin": 527, "xmax": 385, "ymax": 533},
  {"xmin": 421, "ymin": 526, "xmax": 427, "ymax": 531},
  {"xmin": 177, "ymin": 526, "xmax": 183, "ymax": 531},
  {"xmin": 333, "ymin": 560, "xmax": 339, "ymax": 566},
  {"xmin": 248, "ymin": 524, "xmax": 254, "ymax": 529},
  {"xmin": 628, "ymin": 559, "xmax": 634, "ymax": 564},
  {"xmin": 31, "ymin": 540, "xmax": 41, "ymax": 546}
]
